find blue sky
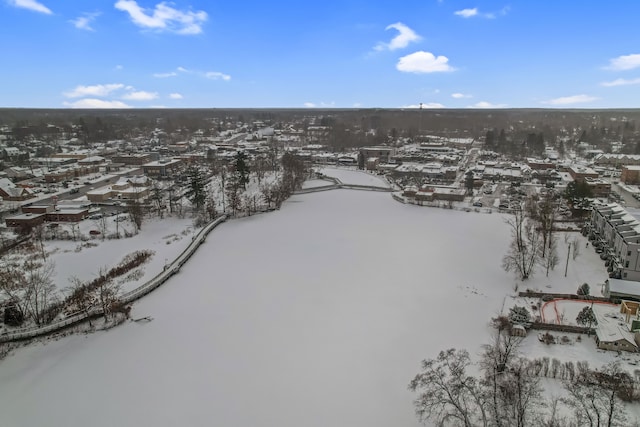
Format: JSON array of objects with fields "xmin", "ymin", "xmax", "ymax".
[{"xmin": 2, "ymin": 0, "xmax": 640, "ymax": 109}]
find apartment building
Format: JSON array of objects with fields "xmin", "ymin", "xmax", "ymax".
[{"xmin": 590, "ymin": 202, "xmax": 640, "ymax": 281}]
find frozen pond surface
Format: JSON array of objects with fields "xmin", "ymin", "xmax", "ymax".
[{"xmin": 0, "ymin": 190, "xmax": 611, "ymax": 427}]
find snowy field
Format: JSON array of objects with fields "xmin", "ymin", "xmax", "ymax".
[
  {"xmin": 0, "ymin": 189, "xmax": 631, "ymax": 427},
  {"xmin": 45, "ymin": 216, "xmax": 196, "ymax": 293}
]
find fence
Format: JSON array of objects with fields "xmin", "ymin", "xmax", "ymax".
[
  {"xmin": 0, "ymin": 215, "xmax": 228, "ymax": 343},
  {"xmin": 518, "ymin": 291, "xmax": 612, "ymax": 302},
  {"xmin": 529, "ymin": 322, "xmax": 593, "ymax": 334}
]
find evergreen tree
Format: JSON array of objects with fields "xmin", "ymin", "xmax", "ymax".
[
  {"xmin": 576, "ymin": 305, "xmax": 597, "ymax": 329},
  {"xmin": 185, "ymin": 167, "xmax": 207, "ymax": 212},
  {"xmin": 234, "ymin": 151, "xmax": 250, "ymax": 189},
  {"xmin": 577, "ymin": 283, "xmax": 590, "ymax": 296}
]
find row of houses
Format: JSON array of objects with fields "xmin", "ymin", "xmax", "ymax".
[{"xmin": 590, "ymin": 202, "xmax": 640, "ymax": 282}]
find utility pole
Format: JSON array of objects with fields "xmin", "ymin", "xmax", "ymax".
[
  {"xmin": 419, "ymin": 102, "xmax": 423, "ymax": 137},
  {"xmin": 564, "ymin": 243, "xmax": 571, "ymax": 277}
]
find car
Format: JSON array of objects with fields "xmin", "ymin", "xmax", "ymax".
[
  {"xmin": 114, "ymin": 214, "xmax": 128, "ymax": 222},
  {"xmin": 70, "ymin": 188, "xmax": 79, "ymax": 194},
  {"xmin": 472, "ymin": 201, "xmax": 483, "ymax": 207},
  {"xmin": 83, "ymin": 181, "xmax": 91, "ymax": 185},
  {"xmin": 88, "ymin": 213, "xmax": 104, "ymax": 220}
]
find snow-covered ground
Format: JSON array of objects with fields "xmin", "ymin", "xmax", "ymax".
[
  {"xmin": 301, "ymin": 178, "xmax": 335, "ymax": 189},
  {"xmin": 0, "ymin": 189, "xmax": 634, "ymax": 426},
  {"xmin": 45, "ymin": 216, "xmax": 196, "ymax": 293},
  {"xmin": 317, "ymin": 167, "xmax": 390, "ymax": 188}
]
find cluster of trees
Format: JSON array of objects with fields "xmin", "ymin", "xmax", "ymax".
[
  {"xmin": 184, "ymin": 150, "xmax": 309, "ymax": 224},
  {"xmin": 0, "ymin": 249, "xmax": 151, "ymax": 328},
  {"xmin": 409, "ymin": 319, "xmax": 635, "ymax": 427},
  {"xmin": 503, "ymin": 191, "xmax": 581, "ymax": 281}
]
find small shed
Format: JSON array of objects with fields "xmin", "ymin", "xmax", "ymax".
[{"xmin": 511, "ymin": 324, "xmax": 527, "ymax": 337}]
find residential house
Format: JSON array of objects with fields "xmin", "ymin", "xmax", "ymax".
[{"xmin": 0, "ymin": 177, "xmax": 35, "ymax": 201}]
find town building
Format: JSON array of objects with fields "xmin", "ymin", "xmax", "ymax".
[
  {"xmin": 141, "ymin": 159, "xmax": 182, "ymax": 178},
  {"xmin": 567, "ymin": 165, "xmax": 599, "ymax": 182},
  {"xmin": 590, "ymin": 203, "xmax": 640, "ymax": 281},
  {"xmin": 621, "ymin": 165, "xmax": 640, "ymax": 185},
  {"xmin": 359, "ymin": 146, "xmax": 395, "ymax": 164}
]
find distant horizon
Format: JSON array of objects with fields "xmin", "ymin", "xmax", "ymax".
[
  {"xmin": 2, "ymin": 1, "xmax": 640, "ymax": 110},
  {"xmin": 3, "ymin": 107, "xmax": 640, "ymax": 112}
]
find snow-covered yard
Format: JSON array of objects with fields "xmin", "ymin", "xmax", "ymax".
[{"xmin": 0, "ymin": 189, "xmax": 634, "ymax": 427}]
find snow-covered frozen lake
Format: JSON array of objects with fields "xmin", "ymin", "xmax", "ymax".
[{"xmin": 0, "ymin": 189, "xmax": 613, "ymax": 427}]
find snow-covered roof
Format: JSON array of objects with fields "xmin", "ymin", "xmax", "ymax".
[
  {"xmin": 595, "ymin": 310, "xmax": 637, "ymax": 347},
  {"xmin": 0, "ymin": 177, "xmax": 16, "ymax": 189}
]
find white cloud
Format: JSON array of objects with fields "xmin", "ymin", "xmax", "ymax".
[
  {"xmin": 601, "ymin": 77, "xmax": 640, "ymax": 87},
  {"xmin": 454, "ymin": 6, "xmax": 509, "ymax": 19},
  {"xmin": 396, "ymin": 51, "xmax": 455, "ymax": 73},
  {"xmin": 205, "ymin": 71, "xmax": 231, "ymax": 81},
  {"xmin": 114, "ymin": 0, "xmax": 208, "ymax": 35},
  {"xmin": 62, "ymin": 98, "xmax": 131, "ymax": 109},
  {"xmin": 70, "ymin": 12, "xmax": 100, "ymax": 31},
  {"xmin": 303, "ymin": 101, "xmax": 335, "ymax": 108},
  {"xmin": 7, "ymin": 0, "xmax": 52, "ymax": 14},
  {"xmin": 374, "ymin": 22, "xmax": 421, "ymax": 51},
  {"xmin": 115, "ymin": 65, "xmax": 124, "ymax": 70},
  {"xmin": 169, "ymin": 93, "xmax": 183, "ymax": 99},
  {"xmin": 451, "ymin": 93, "xmax": 471, "ymax": 99},
  {"xmin": 402, "ymin": 103, "xmax": 445, "ymax": 109},
  {"xmin": 153, "ymin": 71, "xmax": 178, "ymax": 78},
  {"xmin": 543, "ymin": 94, "xmax": 598, "ymax": 105},
  {"xmin": 467, "ymin": 101, "xmax": 507, "ymax": 108},
  {"xmin": 605, "ymin": 54, "xmax": 640, "ymax": 71},
  {"xmin": 454, "ymin": 8, "xmax": 478, "ymax": 18},
  {"xmin": 155, "ymin": 67, "xmax": 230, "ymax": 80},
  {"xmin": 121, "ymin": 90, "xmax": 158, "ymax": 101},
  {"xmin": 63, "ymin": 83, "xmax": 125, "ymax": 98}
]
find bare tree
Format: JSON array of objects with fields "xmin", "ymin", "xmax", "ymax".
[
  {"xmin": 541, "ymin": 237, "xmax": 560, "ymax": 277},
  {"xmin": 95, "ymin": 215, "xmax": 108, "ymax": 240},
  {"xmin": 149, "ymin": 181, "xmax": 166, "ymax": 219},
  {"xmin": 499, "ymin": 357, "xmax": 543, "ymax": 427},
  {"xmin": 32, "ymin": 224, "xmax": 47, "ymax": 261},
  {"xmin": 96, "ymin": 267, "xmax": 122, "ymax": 321},
  {"xmin": 127, "ymin": 196, "xmax": 144, "ymax": 232},
  {"xmin": 502, "ymin": 207, "xmax": 542, "ymax": 280},
  {"xmin": 68, "ymin": 222, "xmax": 80, "ymax": 241},
  {"xmin": 22, "ymin": 260, "xmax": 59, "ymax": 326},
  {"xmin": 571, "ymin": 237, "xmax": 581, "ymax": 261},
  {"xmin": 66, "ymin": 276, "xmax": 95, "ymax": 326},
  {"xmin": 0, "ymin": 262, "xmax": 28, "ymax": 324},
  {"xmin": 225, "ymin": 175, "xmax": 243, "ymax": 216},
  {"xmin": 409, "ymin": 349, "xmax": 488, "ymax": 427},
  {"xmin": 260, "ymin": 182, "xmax": 275, "ymax": 209},
  {"xmin": 562, "ymin": 362, "xmax": 631, "ymax": 427},
  {"xmin": 527, "ymin": 191, "xmax": 559, "ymax": 259},
  {"xmin": 480, "ymin": 318, "xmax": 524, "ymax": 427}
]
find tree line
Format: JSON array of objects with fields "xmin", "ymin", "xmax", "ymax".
[{"xmin": 410, "ymin": 317, "xmax": 637, "ymax": 427}]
